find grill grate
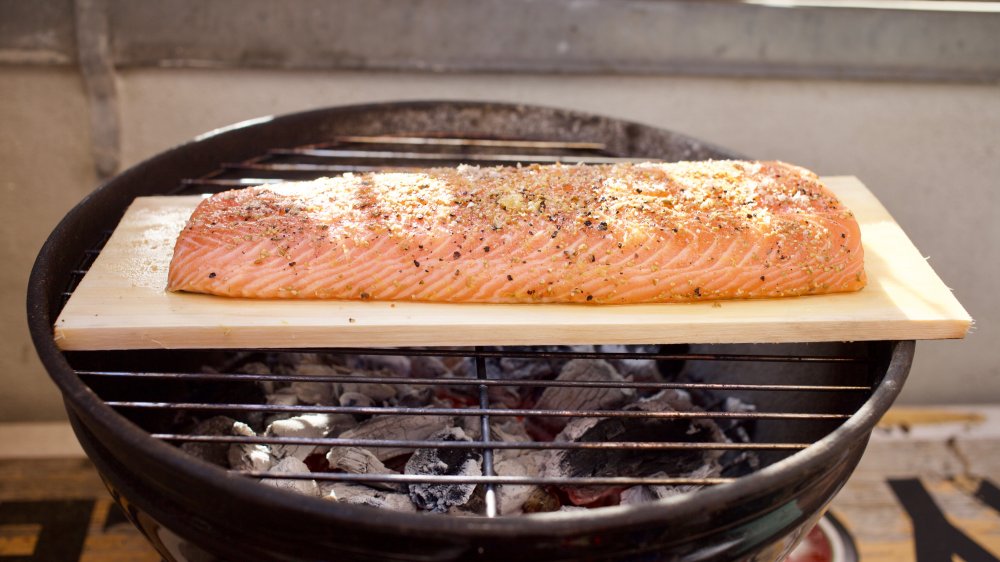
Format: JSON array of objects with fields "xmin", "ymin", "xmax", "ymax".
[{"xmin": 64, "ymin": 134, "xmax": 878, "ymax": 518}]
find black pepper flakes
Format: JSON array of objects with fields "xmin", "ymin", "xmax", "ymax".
[
  {"xmin": 288, "ymin": 262, "xmax": 295, "ymax": 267},
  {"xmin": 760, "ymin": 276, "xmax": 766, "ymax": 281},
  {"xmin": 694, "ymin": 287, "xmax": 702, "ymax": 297},
  {"xmin": 586, "ymin": 295, "xmax": 593, "ymax": 301},
  {"xmin": 598, "ymin": 222, "xmax": 608, "ymax": 231},
  {"xmin": 208, "ymin": 272, "xmax": 216, "ymax": 278},
  {"xmin": 507, "ymin": 275, "xmax": 513, "ymax": 281},
  {"xmin": 360, "ymin": 292, "xmax": 370, "ymax": 299},
  {"xmin": 584, "ymin": 220, "xmax": 592, "ymax": 227},
  {"xmin": 413, "ymin": 260, "xmax": 421, "ymax": 267},
  {"xmin": 453, "ymin": 251, "xmax": 461, "ymax": 259},
  {"xmin": 483, "ymin": 246, "xmax": 490, "ymax": 253}
]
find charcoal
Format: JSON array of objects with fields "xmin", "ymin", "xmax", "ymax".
[
  {"xmin": 341, "ymin": 381, "xmax": 397, "ymax": 403},
  {"xmin": 326, "ymin": 447, "xmax": 402, "ymax": 491},
  {"xmin": 292, "ymin": 382, "xmax": 334, "ymax": 405},
  {"xmin": 495, "ymin": 345, "xmax": 595, "ymax": 381},
  {"xmin": 497, "ymin": 357, "xmax": 553, "ymax": 380},
  {"xmin": 180, "ymin": 415, "xmax": 238, "ymax": 467},
  {"xmin": 338, "ymin": 414, "xmax": 453, "ymax": 461},
  {"xmin": 227, "ymin": 421, "xmax": 274, "ymax": 471},
  {"xmin": 320, "ymin": 482, "xmax": 415, "ymax": 512},
  {"xmin": 597, "ymin": 344, "xmax": 663, "ymax": 383},
  {"xmin": 347, "ymin": 355, "xmax": 411, "ymax": 378},
  {"xmin": 394, "ymin": 384, "xmax": 434, "ymax": 407},
  {"xmin": 260, "ymin": 457, "xmax": 320, "ymax": 497},
  {"xmin": 266, "ymin": 413, "xmax": 351, "ymax": 461},
  {"xmin": 409, "ymin": 355, "xmax": 450, "ymax": 378},
  {"xmin": 406, "ymin": 427, "xmax": 483, "ymax": 513},
  {"xmin": 546, "ymin": 390, "xmax": 724, "ymax": 506},
  {"xmin": 716, "ymin": 397, "xmax": 760, "ymax": 477},
  {"xmin": 529, "ymin": 359, "xmax": 633, "ymax": 437},
  {"xmin": 338, "ymin": 391, "xmax": 374, "ymax": 408}
]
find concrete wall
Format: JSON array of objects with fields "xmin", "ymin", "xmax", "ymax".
[{"xmin": 2, "ymin": 65, "xmax": 996, "ymax": 421}]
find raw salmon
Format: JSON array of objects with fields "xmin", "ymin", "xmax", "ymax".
[{"xmin": 167, "ymin": 161, "xmax": 865, "ymax": 303}]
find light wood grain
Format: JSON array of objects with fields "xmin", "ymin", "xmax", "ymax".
[{"xmin": 53, "ymin": 176, "xmax": 971, "ymax": 350}]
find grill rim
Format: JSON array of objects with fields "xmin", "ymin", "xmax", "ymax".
[{"xmin": 27, "ymin": 100, "xmax": 906, "ymax": 542}]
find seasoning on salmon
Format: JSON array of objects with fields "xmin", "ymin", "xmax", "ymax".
[{"xmin": 166, "ymin": 161, "xmax": 866, "ymax": 303}]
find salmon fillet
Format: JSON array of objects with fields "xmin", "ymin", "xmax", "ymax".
[{"xmin": 167, "ymin": 161, "xmax": 865, "ymax": 303}]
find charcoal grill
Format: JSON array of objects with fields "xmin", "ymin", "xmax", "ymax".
[{"xmin": 27, "ymin": 101, "xmax": 913, "ymax": 562}]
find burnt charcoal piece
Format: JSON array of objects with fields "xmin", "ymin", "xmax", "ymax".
[
  {"xmin": 265, "ymin": 413, "xmax": 351, "ymax": 461},
  {"xmin": 261, "ymin": 457, "xmax": 320, "ymax": 497},
  {"xmin": 340, "ymin": 414, "xmax": 453, "ymax": 461},
  {"xmin": 406, "ymin": 427, "xmax": 483, "ymax": 513},
  {"xmin": 547, "ymin": 391, "xmax": 724, "ymax": 506},
  {"xmin": 528, "ymin": 359, "xmax": 632, "ymax": 439},
  {"xmin": 326, "ymin": 447, "xmax": 402, "ymax": 492},
  {"xmin": 179, "ymin": 415, "xmax": 238, "ymax": 467}
]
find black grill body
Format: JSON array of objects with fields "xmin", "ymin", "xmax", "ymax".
[{"xmin": 28, "ymin": 102, "xmax": 913, "ymax": 561}]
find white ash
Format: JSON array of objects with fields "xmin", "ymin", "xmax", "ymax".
[
  {"xmin": 406, "ymin": 427, "xmax": 483, "ymax": 513},
  {"xmin": 266, "ymin": 413, "xmax": 349, "ymax": 461},
  {"xmin": 345, "ymin": 492, "xmax": 418, "ymax": 512},
  {"xmin": 227, "ymin": 421, "xmax": 274, "ymax": 472},
  {"xmin": 322, "ymin": 482, "xmax": 418, "ymax": 513},
  {"xmin": 494, "ymin": 452, "xmax": 545, "ymax": 515},
  {"xmin": 180, "ymin": 415, "xmax": 239, "ymax": 466},
  {"xmin": 338, "ymin": 414, "xmax": 454, "ymax": 461},
  {"xmin": 326, "ymin": 447, "xmax": 401, "ymax": 491},
  {"xmin": 260, "ymin": 457, "xmax": 320, "ymax": 497},
  {"xmin": 486, "ymin": 419, "xmax": 543, "ymax": 515}
]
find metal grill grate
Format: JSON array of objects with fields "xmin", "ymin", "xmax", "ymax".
[{"xmin": 64, "ymin": 135, "xmax": 878, "ymax": 518}]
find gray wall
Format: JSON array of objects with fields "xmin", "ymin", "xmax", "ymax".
[{"xmin": 2, "ymin": 65, "xmax": 996, "ymax": 421}]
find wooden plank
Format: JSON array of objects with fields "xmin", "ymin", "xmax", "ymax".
[{"xmin": 53, "ymin": 176, "xmax": 971, "ymax": 350}]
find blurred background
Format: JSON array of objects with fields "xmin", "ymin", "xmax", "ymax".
[{"xmin": 2, "ymin": 0, "xmax": 997, "ymax": 421}]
